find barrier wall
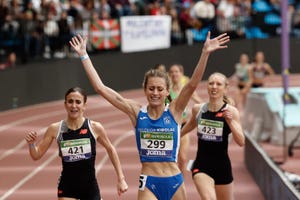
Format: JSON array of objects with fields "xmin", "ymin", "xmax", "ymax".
[
  {"xmin": 245, "ymin": 132, "xmax": 300, "ymax": 200},
  {"xmin": 1, "ymin": 37, "xmax": 300, "ymax": 111},
  {"xmin": 243, "ymin": 87, "xmax": 300, "ymax": 147}
]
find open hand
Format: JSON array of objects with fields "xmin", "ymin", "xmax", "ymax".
[
  {"xmin": 69, "ymin": 34, "xmax": 88, "ymax": 56},
  {"xmin": 203, "ymin": 32, "xmax": 230, "ymax": 54}
]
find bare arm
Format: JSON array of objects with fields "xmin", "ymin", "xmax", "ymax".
[
  {"xmin": 222, "ymin": 105, "xmax": 245, "ymax": 146},
  {"xmin": 172, "ymin": 32, "xmax": 230, "ymax": 118},
  {"xmin": 181, "ymin": 104, "xmax": 201, "ymax": 137},
  {"xmin": 265, "ymin": 63, "xmax": 275, "ymax": 75},
  {"xmin": 25, "ymin": 123, "xmax": 58, "ymax": 160},
  {"xmin": 69, "ymin": 35, "xmax": 140, "ymax": 126},
  {"xmin": 92, "ymin": 121, "xmax": 128, "ymax": 196}
]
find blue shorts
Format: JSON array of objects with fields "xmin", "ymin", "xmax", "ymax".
[{"xmin": 139, "ymin": 173, "xmax": 184, "ymax": 200}]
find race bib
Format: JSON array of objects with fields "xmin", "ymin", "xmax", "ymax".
[
  {"xmin": 139, "ymin": 175, "xmax": 147, "ymax": 191},
  {"xmin": 140, "ymin": 131, "xmax": 173, "ymax": 157},
  {"xmin": 60, "ymin": 138, "xmax": 92, "ymax": 162},
  {"xmin": 197, "ymin": 119, "xmax": 224, "ymax": 142}
]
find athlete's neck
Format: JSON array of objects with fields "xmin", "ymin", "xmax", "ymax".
[
  {"xmin": 66, "ymin": 117, "xmax": 85, "ymax": 130},
  {"xmin": 208, "ymin": 100, "xmax": 224, "ymax": 112},
  {"xmin": 147, "ymin": 105, "xmax": 164, "ymax": 120}
]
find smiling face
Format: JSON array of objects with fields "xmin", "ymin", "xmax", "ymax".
[
  {"xmin": 64, "ymin": 91, "xmax": 86, "ymax": 120},
  {"xmin": 207, "ymin": 73, "xmax": 228, "ymax": 100},
  {"xmin": 144, "ymin": 76, "xmax": 169, "ymax": 107}
]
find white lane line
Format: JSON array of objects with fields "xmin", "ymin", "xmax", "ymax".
[
  {"xmin": 96, "ymin": 130, "xmax": 134, "ymax": 173},
  {"xmin": 0, "ymin": 152, "xmax": 57, "ymax": 200}
]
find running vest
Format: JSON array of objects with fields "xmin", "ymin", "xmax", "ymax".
[
  {"xmin": 195, "ymin": 103, "xmax": 231, "ymax": 156},
  {"xmin": 252, "ymin": 63, "xmax": 268, "ymax": 79},
  {"xmin": 235, "ymin": 63, "xmax": 250, "ymax": 82},
  {"xmin": 135, "ymin": 105, "xmax": 180, "ymax": 162},
  {"xmin": 57, "ymin": 119, "xmax": 97, "ymax": 176}
]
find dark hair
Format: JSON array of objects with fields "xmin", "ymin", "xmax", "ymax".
[
  {"xmin": 65, "ymin": 87, "xmax": 87, "ymax": 103},
  {"xmin": 143, "ymin": 69, "xmax": 170, "ymax": 90}
]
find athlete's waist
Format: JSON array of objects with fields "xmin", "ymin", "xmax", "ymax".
[{"xmin": 141, "ymin": 161, "xmax": 180, "ymax": 176}]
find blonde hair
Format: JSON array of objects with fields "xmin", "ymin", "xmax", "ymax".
[
  {"xmin": 143, "ymin": 69, "xmax": 170, "ymax": 91},
  {"xmin": 208, "ymin": 72, "xmax": 235, "ymax": 106}
]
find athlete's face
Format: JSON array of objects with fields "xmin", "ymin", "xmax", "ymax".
[
  {"xmin": 64, "ymin": 91, "xmax": 86, "ymax": 119},
  {"xmin": 144, "ymin": 77, "xmax": 169, "ymax": 107},
  {"xmin": 207, "ymin": 74, "xmax": 227, "ymax": 100},
  {"xmin": 169, "ymin": 65, "xmax": 182, "ymax": 84}
]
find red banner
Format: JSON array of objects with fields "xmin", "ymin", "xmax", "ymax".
[{"xmin": 90, "ymin": 19, "xmax": 120, "ymax": 49}]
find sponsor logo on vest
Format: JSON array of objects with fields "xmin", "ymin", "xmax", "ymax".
[{"xmin": 146, "ymin": 150, "xmax": 166, "ymax": 156}]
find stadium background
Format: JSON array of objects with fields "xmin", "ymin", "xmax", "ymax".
[{"xmin": 1, "ymin": 37, "xmax": 300, "ymax": 111}]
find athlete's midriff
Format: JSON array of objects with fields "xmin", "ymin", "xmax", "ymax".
[{"xmin": 141, "ymin": 162, "xmax": 180, "ymax": 176}]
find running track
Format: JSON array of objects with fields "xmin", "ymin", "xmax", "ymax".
[{"xmin": 0, "ymin": 85, "xmax": 265, "ymax": 200}]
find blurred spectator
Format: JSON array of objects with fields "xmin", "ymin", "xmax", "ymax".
[
  {"xmin": 153, "ymin": 63, "xmax": 167, "ymax": 72},
  {"xmin": 249, "ymin": 51, "xmax": 275, "ymax": 88},
  {"xmin": 98, "ymin": 0, "xmax": 112, "ymax": 18},
  {"xmin": 57, "ymin": 10, "xmax": 73, "ymax": 58},
  {"xmin": 9, "ymin": 0, "xmax": 23, "ymax": 20},
  {"xmin": 108, "ymin": 0, "xmax": 133, "ymax": 18},
  {"xmin": 170, "ymin": 8, "xmax": 184, "ymax": 44},
  {"xmin": 0, "ymin": 0, "xmax": 9, "ymax": 26},
  {"xmin": 179, "ymin": 1, "xmax": 199, "ymax": 44},
  {"xmin": 191, "ymin": 0, "xmax": 215, "ymax": 28},
  {"xmin": 19, "ymin": 10, "xmax": 43, "ymax": 61},
  {"xmin": 216, "ymin": 0, "xmax": 235, "ymax": 33},
  {"xmin": 43, "ymin": 12, "xmax": 60, "ymax": 58},
  {"xmin": 231, "ymin": 53, "xmax": 251, "ymax": 109},
  {"xmin": 1, "ymin": 14, "xmax": 20, "ymax": 40},
  {"xmin": 0, "ymin": 52, "xmax": 16, "ymax": 70}
]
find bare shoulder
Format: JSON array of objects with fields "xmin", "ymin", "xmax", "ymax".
[
  {"xmin": 226, "ymin": 104, "xmax": 240, "ymax": 116},
  {"xmin": 89, "ymin": 120, "xmax": 105, "ymax": 131},
  {"xmin": 192, "ymin": 103, "xmax": 205, "ymax": 114},
  {"xmin": 46, "ymin": 121, "xmax": 61, "ymax": 138},
  {"xmin": 89, "ymin": 120, "xmax": 106, "ymax": 137}
]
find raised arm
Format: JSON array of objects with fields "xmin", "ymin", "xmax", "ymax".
[
  {"xmin": 69, "ymin": 35, "xmax": 140, "ymax": 125},
  {"xmin": 172, "ymin": 32, "xmax": 230, "ymax": 116}
]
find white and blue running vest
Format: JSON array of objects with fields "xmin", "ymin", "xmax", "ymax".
[{"xmin": 135, "ymin": 105, "xmax": 180, "ymax": 162}]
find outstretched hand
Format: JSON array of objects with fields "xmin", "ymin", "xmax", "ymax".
[
  {"xmin": 203, "ymin": 31, "xmax": 230, "ymax": 54},
  {"xmin": 69, "ymin": 34, "xmax": 88, "ymax": 56}
]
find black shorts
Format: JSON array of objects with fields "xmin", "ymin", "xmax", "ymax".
[
  {"xmin": 252, "ymin": 83, "xmax": 263, "ymax": 88},
  {"xmin": 57, "ymin": 175, "xmax": 101, "ymax": 200},
  {"xmin": 238, "ymin": 83, "xmax": 245, "ymax": 90},
  {"xmin": 191, "ymin": 157, "xmax": 233, "ymax": 185}
]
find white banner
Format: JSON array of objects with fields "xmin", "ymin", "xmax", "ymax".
[{"xmin": 120, "ymin": 15, "xmax": 171, "ymax": 53}]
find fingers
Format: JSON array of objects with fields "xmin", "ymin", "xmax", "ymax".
[
  {"xmin": 25, "ymin": 131, "xmax": 37, "ymax": 144},
  {"xmin": 206, "ymin": 31, "xmax": 211, "ymax": 40},
  {"xmin": 69, "ymin": 34, "xmax": 85, "ymax": 46},
  {"xmin": 118, "ymin": 182, "xmax": 128, "ymax": 196}
]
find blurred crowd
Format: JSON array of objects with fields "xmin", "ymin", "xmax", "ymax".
[{"xmin": 1, "ymin": 0, "xmax": 300, "ymax": 69}]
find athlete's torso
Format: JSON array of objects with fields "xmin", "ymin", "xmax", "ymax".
[
  {"xmin": 195, "ymin": 103, "xmax": 231, "ymax": 160},
  {"xmin": 135, "ymin": 105, "xmax": 180, "ymax": 163},
  {"xmin": 57, "ymin": 119, "xmax": 97, "ymax": 178}
]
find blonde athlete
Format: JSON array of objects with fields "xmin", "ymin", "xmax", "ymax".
[
  {"xmin": 70, "ymin": 32, "xmax": 229, "ymax": 200},
  {"xmin": 181, "ymin": 73, "xmax": 245, "ymax": 200},
  {"xmin": 25, "ymin": 87, "xmax": 128, "ymax": 200}
]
